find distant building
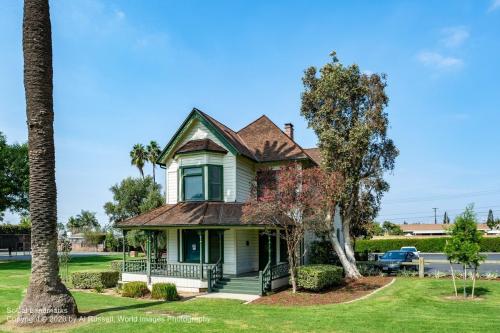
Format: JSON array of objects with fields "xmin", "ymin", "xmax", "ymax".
[{"xmin": 400, "ymin": 223, "xmax": 499, "ymax": 237}]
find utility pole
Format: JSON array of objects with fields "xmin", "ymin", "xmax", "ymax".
[{"xmin": 433, "ymin": 208, "xmax": 438, "ymax": 224}]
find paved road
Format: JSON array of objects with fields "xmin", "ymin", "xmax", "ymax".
[
  {"xmin": 420, "ymin": 253, "xmax": 500, "ymax": 274},
  {"xmin": 374, "ymin": 253, "xmax": 500, "ymax": 274}
]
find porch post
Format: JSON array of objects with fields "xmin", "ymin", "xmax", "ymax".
[
  {"xmin": 198, "ymin": 230, "xmax": 204, "ymax": 280},
  {"xmin": 146, "ymin": 231, "xmax": 152, "ymax": 284},
  {"xmin": 267, "ymin": 232, "xmax": 272, "ymax": 266},
  {"xmin": 122, "ymin": 230, "xmax": 127, "ymax": 271},
  {"xmin": 276, "ymin": 229, "xmax": 280, "ymax": 263},
  {"xmin": 153, "ymin": 231, "xmax": 158, "ymax": 259},
  {"xmin": 219, "ymin": 231, "xmax": 223, "ymax": 262}
]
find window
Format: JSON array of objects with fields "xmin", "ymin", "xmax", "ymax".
[
  {"xmin": 183, "ymin": 167, "xmax": 204, "ymax": 201},
  {"xmin": 256, "ymin": 169, "xmax": 278, "ymax": 199},
  {"xmin": 208, "ymin": 165, "xmax": 223, "ymax": 200},
  {"xmin": 181, "ymin": 165, "xmax": 223, "ymax": 201}
]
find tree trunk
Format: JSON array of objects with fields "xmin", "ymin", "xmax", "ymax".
[
  {"xmin": 450, "ymin": 263, "xmax": 457, "ymax": 297},
  {"xmin": 463, "ymin": 265, "xmax": 467, "ymax": 298},
  {"xmin": 329, "ymin": 231, "xmax": 361, "ymax": 279},
  {"xmin": 152, "ymin": 164, "xmax": 156, "ymax": 184},
  {"xmin": 342, "ymin": 219, "xmax": 357, "ymax": 264},
  {"xmin": 17, "ymin": 0, "xmax": 77, "ymax": 325},
  {"xmin": 289, "ymin": 266, "xmax": 297, "ymax": 293},
  {"xmin": 471, "ymin": 267, "xmax": 477, "ymax": 298}
]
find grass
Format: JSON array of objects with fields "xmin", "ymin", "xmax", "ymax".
[{"xmin": 0, "ymin": 255, "xmax": 499, "ymax": 332}]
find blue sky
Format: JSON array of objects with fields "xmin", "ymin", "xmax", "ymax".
[{"xmin": 1, "ymin": 0, "xmax": 500, "ymax": 226}]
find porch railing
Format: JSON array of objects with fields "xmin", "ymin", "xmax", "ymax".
[
  {"xmin": 259, "ymin": 262, "xmax": 290, "ymax": 295},
  {"xmin": 207, "ymin": 258, "xmax": 223, "ymax": 292},
  {"xmin": 121, "ymin": 258, "xmax": 218, "ymax": 280}
]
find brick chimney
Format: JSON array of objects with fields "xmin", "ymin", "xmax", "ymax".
[{"xmin": 284, "ymin": 123, "xmax": 294, "ymax": 140}]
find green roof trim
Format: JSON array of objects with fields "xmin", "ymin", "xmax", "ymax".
[{"xmin": 157, "ymin": 108, "xmax": 240, "ymax": 165}]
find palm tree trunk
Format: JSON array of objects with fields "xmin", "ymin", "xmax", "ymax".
[
  {"xmin": 152, "ymin": 164, "xmax": 156, "ymax": 184},
  {"xmin": 17, "ymin": 0, "xmax": 77, "ymax": 325}
]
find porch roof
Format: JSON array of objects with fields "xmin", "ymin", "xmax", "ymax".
[{"xmin": 115, "ymin": 202, "xmax": 267, "ymax": 228}]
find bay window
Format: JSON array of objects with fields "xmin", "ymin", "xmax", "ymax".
[{"xmin": 181, "ymin": 165, "xmax": 223, "ymax": 201}]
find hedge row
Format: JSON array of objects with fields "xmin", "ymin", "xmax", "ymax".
[
  {"xmin": 355, "ymin": 237, "xmax": 500, "ymax": 253},
  {"xmin": 0, "ymin": 224, "xmax": 30, "ymax": 235},
  {"xmin": 296, "ymin": 264, "xmax": 343, "ymax": 291},
  {"xmin": 70, "ymin": 271, "xmax": 120, "ymax": 289}
]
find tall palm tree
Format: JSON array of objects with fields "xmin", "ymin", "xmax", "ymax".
[
  {"xmin": 130, "ymin": 143, "xmax": 146, "ymax": 178},
  {"xmin": 146, "ymin": 140, "xmax": 161, "ymax": 183},
  {"xmin": 18, "ymin": 0, "xmax": 77, "ymax": 325}
]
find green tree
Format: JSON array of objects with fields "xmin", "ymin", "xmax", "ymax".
[
  {"xmin": 0, "ymin": 132, "xmax": 29, "ymax": 220},
  {"xmin": 125, "ymin": 229, "xmax": 148, "ymax": 253},
  {"xmin": 301, "ymin": 52, "xmax": 398, "ymax": 279},
  {"xmin": 146, "ymin": 140, "xmax": 161, "ymax": 184},
  {"xmin": 18, "ymin": 0, "xmax": 77, "ymax": 324},
  {"xmin": 444, "ymin": 205, "xmax": 486, "ymax": 298},
  {"xmin": 382, "ymin": 221, "xmax": 404, "ymax": 235},
  {"xmin": 130, "ymin": 143, "xmax": 147, "ymax": 179},
  {"xmin": 443, "ymin": 211, "xmax": 450, "ymax": 224},
  {"xmin": 104, "ymin": 176, "xmax": 163, "ymax": 224},
  {"xmin": 66, "ymin": 210, "xmax": 100, "ymax": 233},
  {"xmin": 486, "ymin": 209, "xmax": 498, "ymax": 230}
]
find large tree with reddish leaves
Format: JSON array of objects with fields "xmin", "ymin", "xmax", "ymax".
[{"xmin": 243, "ymin": 163, "xmax": 342, "ymax": 292}]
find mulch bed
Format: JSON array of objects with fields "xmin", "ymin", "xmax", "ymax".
[{"xmin": 252, "ymin": 276, "xmax": 393, "ymax": 306}]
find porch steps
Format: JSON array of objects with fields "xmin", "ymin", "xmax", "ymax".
[{"xmin": 212, "ymin": 276, "xmax": 261, "ymax": 295}]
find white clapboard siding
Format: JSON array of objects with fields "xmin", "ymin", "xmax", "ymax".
[
  {"xmin": 235, "ymin": 229, "xmax": 259, "ymax": 274},
  {"xmin": 236, "ymin": 156, "xmax": 255, "ymax": 202},
  {"xmin": 167, "ymin": 229, "xmax": 178, "ymax": 262},
  {"xmin": 223, "ymin": 229, "xmax": 237, "ymax": 274},
  {"xmin": 164, "ymin": 119, "xmax": 237, "ymax": 203}
]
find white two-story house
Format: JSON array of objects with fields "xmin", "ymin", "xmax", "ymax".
[{"xmin": 116, "ymin": 108, "xmax": 322, "ymax": 294}]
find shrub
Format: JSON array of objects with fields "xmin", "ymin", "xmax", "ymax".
[
  {"xmin": 122, "ymin": 281, "xmax": 149, "ymax": 298},
  {"xmin": 309, "ymin": 241, "xmax": 340, "ymax": 265},
  {"xmin": 151, "ymin": 283, "xmax": 179, "ymax": 301},
  {"xmin": 296, "ymin": 264, "xmax": 343, "ymax": 291},
  {"xmin": 356, "ymin": 262, "xmax": 382, "ymax": 276},
  {"xmin": 110, "ymin": 260, "xmax": 122, "ymax": 271},
  {"xmin": 70, "ymin": 271, "xmax": 119, "ymax": 289},
  {"xmin": 355, "ymin": 237, "xmax": 500, "ymax": 253}
]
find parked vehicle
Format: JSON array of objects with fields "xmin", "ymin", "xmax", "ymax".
[
  {"xmin": 400, "ymin": 246, "xmax": 420, "ymax": 258},
  {"xmin": 378, "ymin": 250, "xmax": 417, "ymax": 273}
]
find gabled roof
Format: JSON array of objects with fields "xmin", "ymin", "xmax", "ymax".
[
  {"xmin": 237, "ymin": 115, "xmax": 310, "ymax": 162},
  {"xmin": 175, "ymin": 139, "xmax": 227, "ymax": 155},
  {"xmin": 303, "ymin": 148, "xmax": 322, "ymax": 165},
  {"xmin": 158, "ymin": 108, "xmax": 318, "ymax": 165},
  {"xmin": 115, "ymin": 202, "xmax": 268, "ymax": 227}
]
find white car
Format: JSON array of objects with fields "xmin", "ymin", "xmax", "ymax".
[{"xmin": 400, "ymin": 246, "xmax": 420, "ymax": 258}]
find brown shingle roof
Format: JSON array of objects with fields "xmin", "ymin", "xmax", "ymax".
[
  {"xmin": 304, "ymin": 148, "xmax": 322, "ymax": 165},
  {"xmin": 116, "ymin": 202, "xmax": 267, "ymax": 227},
  {"xmin": 197, "ymin": 110, "xmax": 256, "ymax": 161},
  {"xmin": 175, "ymin": 139, "xmax": 227, "ymax": 155},
  {"xmin": 237, "ymin": 115, "xmax": 310, "ymax": 163}
]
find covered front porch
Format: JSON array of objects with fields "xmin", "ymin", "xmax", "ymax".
[{"xmin": 119, "ymin": 227, "xmax": 290, "ymax": 294}]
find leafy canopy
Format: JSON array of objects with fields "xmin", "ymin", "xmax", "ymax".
[
  {"xmin": 0, "ymin": 132, "xmax": 29, "ymax": 220},
  {"xmin": 300, "ymin": 52, "xmax": 398, "ymax": 238},
  {"xmin": 104, "ymin": 176, "xmax": 163, "ymax": 224},
  {"xmin": 444, "ymin": 205, "xmax": 486, "ymax": 268},
  {"xmin": 67, "ymin": 210, "xmax": 100, "ymax": 233}
]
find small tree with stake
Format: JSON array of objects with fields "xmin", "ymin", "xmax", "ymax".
[{"xmin": 444, "ymin": 205, "xmax": 485, "ymax": 298}]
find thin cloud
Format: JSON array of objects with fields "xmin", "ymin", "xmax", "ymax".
[
  {"xmin": 440, "ymin": 26, "xmax": 469, "ymax": 47},
  {"xmin": 417, "ymin": 51, "xmax": 463, "ymax": 70},
  {"xmin": 488, "ymin": 0, "xmax": 500, "ymax": 12}
]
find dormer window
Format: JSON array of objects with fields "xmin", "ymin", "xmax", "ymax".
[{"xmin": 181, "ymin": 165, "xmax": 223, "ymax": 201}]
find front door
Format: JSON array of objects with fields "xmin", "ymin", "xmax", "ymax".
[
  {"xmin": 259, "ymin": 231, "xmax": 276, "ymax": 270},
  {"xmin": 183, "ymin": 230, "xmax": 200, "ymax": 263}
]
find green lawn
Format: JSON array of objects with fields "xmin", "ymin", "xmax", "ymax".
[{"xmin": 1, "ymin": 255, "xmax": 499, "ymax": 332}]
